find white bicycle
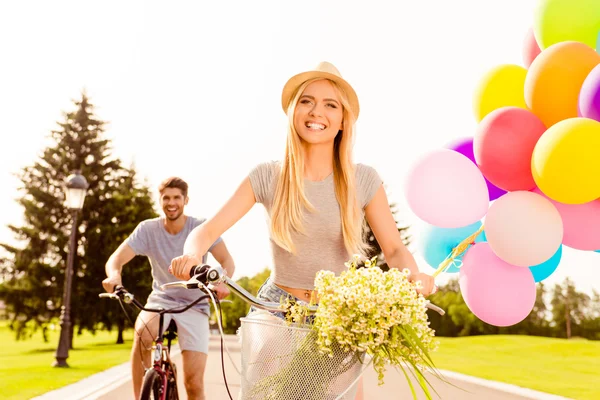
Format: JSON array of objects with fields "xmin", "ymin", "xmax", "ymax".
[{"xmin": 163, "ymin": 264, "xmax": 445, "ymax": 400}]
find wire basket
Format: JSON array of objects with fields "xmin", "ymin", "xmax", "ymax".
[{"xmin": 238, "ymin": 312, "xmax": 364, "ymax": 400}]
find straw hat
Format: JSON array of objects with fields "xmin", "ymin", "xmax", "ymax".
[{"xmin": 281, "ymin": 61, "xmax": 360, "ymax": 119}]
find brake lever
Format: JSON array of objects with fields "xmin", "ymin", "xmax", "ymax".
[{"xmin": 161, "ymin": 275, "xmax": 205, "ymax": 291}]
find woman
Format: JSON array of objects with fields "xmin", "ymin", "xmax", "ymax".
[{"xmin": 170, "ymin": 61, "xmax": 436, "ymax": 398}]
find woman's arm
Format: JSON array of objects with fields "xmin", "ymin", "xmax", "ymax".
[
  {"xmin": 364, "ymin": 185, "xmax": 436, "ymax": 296},
  {"xmin": 170, "ymin": 177, "xmax": 256, "ymax": 279}
]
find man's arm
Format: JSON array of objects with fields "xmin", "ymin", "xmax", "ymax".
[
  {"xmin": 102, "ymin": 242, "xmax": 136, "ymax": 292},
  {"xmin": 209, "ymin": 240, "xmax": 235, "ymax": 278}
]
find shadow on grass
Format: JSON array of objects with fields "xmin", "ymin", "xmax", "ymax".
[{"xmin": 25, "ymin": 341, "xmax": 132, "ymax": 354}]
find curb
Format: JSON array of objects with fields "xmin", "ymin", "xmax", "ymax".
[{"xmin": 436, "ymin": 369, "xmax": 572, "ymax": 400}]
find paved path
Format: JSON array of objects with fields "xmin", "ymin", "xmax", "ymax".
[{"xmin": 89, "ymin": 336, "xmax": 567, "ymax": 400}]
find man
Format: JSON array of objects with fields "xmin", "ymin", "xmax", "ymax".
[{"xmin": 102, "ymin": 177, "xmax": 234, "ymax": 400}]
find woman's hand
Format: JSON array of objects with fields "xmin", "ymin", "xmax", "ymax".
[
  {"xmin": 409, "ymin": 272, "xmax": 437, "ymax": 296},
  {"xmin": 169, "ymin": 254, "xmax": 202, "ymax": 280}
]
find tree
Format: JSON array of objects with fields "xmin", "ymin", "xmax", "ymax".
[
  {"xmin": 550, "ymin": 278, "xmax": 590, "ymax": 339},
  {"xmin": 0, "ymin": 93, "xmax": 157, "ymax": 344},
  {"xmin": 362, "ymin": 200, "xmax": 411, "ymax": 270}
]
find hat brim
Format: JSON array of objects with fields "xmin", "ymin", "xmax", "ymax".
[{"xmin": 281, "ymin": 71, "xmax": 360, "ymax": 120}]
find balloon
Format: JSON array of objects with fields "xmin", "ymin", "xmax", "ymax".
[
  {"xmin": 445, "ymin": 137, "xmax": 506, "ymax": 201},
  {"xmin": 533, "ymin": 188, "xmax": 600, "ymax": 250},
  {"xmin": 532, "ymin": 117, "xmax": 600, "ymax": 204},
  {"xmin": 460, "ymin": 243, "xmax": 536, "ymax": 327},
  {"xmin": 485, "ymin": 191, "xmax": 563, "ymax": 267},
  {"xmin": 473, "ymin": 64, "xmax": 528, "ymax": 122},
  {"xmin": 524, "ymin": 41, "xmax": 600, "ymax": 127},
  {"xmin": 529, "ymin": 245, "xmax": 562, "ymax": 282},
  {"xmin": 417, "ymin": 221, "xmax": 486, "ymax": 273},
  {"xmin": 533, "ymin": 0, "xmax": 600, "ymax": 49},
  {"xmin": 404, "ymin": 149, "xmax": 489, "ymax": 228},
  {"xmin": 523, "ymin": 27, "xmax": 542, "ymax": 68},
  {"xmin": 596, "ymin": 250, "xmax": 600, "ymax": 253},
  {"xmin": 474, "ymin": 107, "xmax": 547, "ymax": 191},
  {"xmin": 579, "ymin": 64, "xmax": 600, "ymax": 122}
]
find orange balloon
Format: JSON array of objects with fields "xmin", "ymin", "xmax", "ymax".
[{"xmin": 524, "ymin": 41, "xmax": 600, "ymax": 127}]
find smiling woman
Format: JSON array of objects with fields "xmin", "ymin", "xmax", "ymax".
[{"xmin": 170, "ymin": 61, "xmax": 437, "ymax": 399}]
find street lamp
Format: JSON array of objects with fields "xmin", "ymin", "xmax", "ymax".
[{"xmin": 53, "ymin": 170, "xmax": 88, "ymax": 367}]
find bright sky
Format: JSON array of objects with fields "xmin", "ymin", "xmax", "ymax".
[{"xmin": 0, "ymin": 0, "xmax": 598, "ymax": 295}]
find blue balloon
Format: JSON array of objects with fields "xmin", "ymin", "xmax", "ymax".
[
  {"xmin": 529, "ymin": 246, "xmax": 562, "ymax": 282},
  {"xmin": 595, "ymin": 249, "xmax": 600, "ymax": 253},
  {"xmin": 418, "ymin": 221, "xmax": 486, "ymax": 273}
]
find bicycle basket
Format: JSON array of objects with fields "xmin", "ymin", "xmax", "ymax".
[{"xmin": 239, "ymin": 312, "xmax": 363, "ymax": 400}]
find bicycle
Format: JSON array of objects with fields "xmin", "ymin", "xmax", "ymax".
[
  {"xmin": 160, "ymin": 264, "xmax": 446, "ymax": 400},
  {"xmin": 99, "ymin": 282, "xmax": 213, "ymax": 400}
]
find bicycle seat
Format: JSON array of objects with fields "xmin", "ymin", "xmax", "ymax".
[{"xmin": 163, "ymin": 319, "xmax": 178, "ymax": 341}]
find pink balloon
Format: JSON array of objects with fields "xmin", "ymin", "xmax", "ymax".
[
  {"xmin": 485, "ymin": 191, "xmax": 563, "ymax": 266},
  {"xmin": 523, "ymin": 27, "xmax": 541, "ymax": 68},
  {"xmin": 405, "ymin": 149, "xmax": 489, "ymax": 228},
  {"xmin": 474, "ymin": 107, "xmax": 547, "ymax": 191},
  {"xmin": 533, "ymin": 188, "xmax": 600, "ymax": 250},
  {"xmin": 460, "ymin": 243, "xmax": 536, "ymax": 327}
]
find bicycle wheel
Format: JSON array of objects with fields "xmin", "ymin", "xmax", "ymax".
[
  {"xmin": 140, "ymin": 368, "xmax": 164, "ymax": 400},
  {"xmin": 165, "ymin": 363, "xmax": 179, "ymax": 400}
]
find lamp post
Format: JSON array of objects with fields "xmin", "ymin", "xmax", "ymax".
[{"xmin": 53, "ymin": 170, "xmax": 88, "ymax": 367}]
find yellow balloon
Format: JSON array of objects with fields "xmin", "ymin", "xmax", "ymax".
[
  {"xmin": 532, "ymin": 118, "xmax": 600, "ymax": 204},
  {"xmin": 473, "ymin": 64, "xmax": 528, "ymax": 122}
]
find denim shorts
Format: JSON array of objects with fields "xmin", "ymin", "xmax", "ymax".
[{"xmin": 250, "ymin": 278, "xmax": 315, "ymax": 323}]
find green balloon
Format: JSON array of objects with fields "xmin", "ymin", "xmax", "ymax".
[{"xmin": 534, "ymin": 0, "xmax": 600, "ymax": 49}]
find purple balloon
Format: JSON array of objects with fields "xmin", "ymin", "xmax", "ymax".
[
  {"xmin": 579, "ymin": 64, "xmax": 600, "ymax": 122},
  {"xmin": 446, "ymin": 137, "xmax": 507, "ymax": 201}
]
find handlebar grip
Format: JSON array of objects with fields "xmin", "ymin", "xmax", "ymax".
[{"xmin": 190, "ymin": 264, "xmax": 211, "ymax": 279}]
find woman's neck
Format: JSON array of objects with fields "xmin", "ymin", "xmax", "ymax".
[{"xmin": 302, "ymin": 143, "xmax": 334, "ymax": 181}]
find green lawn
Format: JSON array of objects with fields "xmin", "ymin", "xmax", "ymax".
[
  {"xmin": 0, "ymin": 322, "xmax": 132, "ymax": 400},
  {"xmin": 434, "ymin": 335, "xmax": 599, "ymax": 400}
]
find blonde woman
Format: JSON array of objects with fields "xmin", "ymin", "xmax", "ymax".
[{"xmin": 170, "ymin": 62, "xmax": 436, "ymax": 397}]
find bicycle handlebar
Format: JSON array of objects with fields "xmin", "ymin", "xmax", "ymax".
[{"xmin": 161, "ymin": 264, "xmax": 445, "ymax": 316}]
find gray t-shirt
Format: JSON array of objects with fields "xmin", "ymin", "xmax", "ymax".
[
  {"xmin": 126, "ymin": 216, "xmax": 222, "ymax": 312},
  {"xmin": 249, "ymin": 161, "xmax": 382, "ymax": 290}
]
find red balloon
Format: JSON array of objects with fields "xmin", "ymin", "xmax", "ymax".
[
  {"xmin": 523, "ymin": 27, "xmax": 541, "ymax": 68},
  {"xmin": 474, "ymin": 107, "xmax": 547, "ymax": 191}
]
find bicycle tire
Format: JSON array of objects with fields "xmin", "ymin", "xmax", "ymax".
[
  {"xmin": 165, "ymin": 363, "xmax": 179, "ymax": 400},
  {"xmin": 140, "ymin": 368, "xmax": 163, "ymax": 400}
]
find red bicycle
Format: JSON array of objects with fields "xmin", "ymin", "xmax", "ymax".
[{"xmin": 100, "ymin": 285, "xmax": 212, "ymax": 400}]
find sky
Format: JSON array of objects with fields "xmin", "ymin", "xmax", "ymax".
[{"xmin": 0, "ymin": 0, "xmax": 598, "ymax": 295}]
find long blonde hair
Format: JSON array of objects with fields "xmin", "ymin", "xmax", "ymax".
[{"xmin": 270, "ymin": 78, "xmax": 368, "ymax": 256}]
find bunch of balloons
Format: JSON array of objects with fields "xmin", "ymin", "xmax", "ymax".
[{"xmin": 405, "ymin": 0, "xmax": 600, "ymax": 327}]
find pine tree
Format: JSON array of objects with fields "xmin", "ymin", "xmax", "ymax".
[
  {"xmin": 361, "ymin": 199, "xmax": 411, "ymax": 271},
  {"xmin": 0, "ymin": 93, "xmax": 157, "ymax": 344}
]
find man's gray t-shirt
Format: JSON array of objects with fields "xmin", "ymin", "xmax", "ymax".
[{"xmin": 126, "ymin": 216, "xmax": 222, "ymax": 313}]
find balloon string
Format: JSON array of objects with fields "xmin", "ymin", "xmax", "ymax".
[{"xmin": 432, "ymin": 224, "xmax": 485, "ymax": 278}]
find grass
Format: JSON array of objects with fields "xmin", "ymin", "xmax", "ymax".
[
  {"xmin": 0, "ymin": 321, "xmax": 132, "ymax": 400},
  {"xmin": 434, "ymin": 335, "xmax": 600, "ymax": 400}
]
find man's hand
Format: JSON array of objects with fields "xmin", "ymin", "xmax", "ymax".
[
  {"xmin": 169, "ymin": 254, "xmax": 202, "ymax": 280},
  {"xmin": 212, "ymin": 282, "xmax": 230, "ymax": 300},
  {"xmin": 102, "ymin": 274, "xmax": 122, "ymax": 293},
  {"xmin": 409, "ymin": 272, "xmax": 437, "ymax": 297}
]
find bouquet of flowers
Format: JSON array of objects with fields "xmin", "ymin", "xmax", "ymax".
[{"xmin": 245, "ymin": 256, "xmax": 441, "ymax": 400}]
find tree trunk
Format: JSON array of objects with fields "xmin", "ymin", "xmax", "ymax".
[
  {"xmin": 117, "ymin": 319, "xmax": 125, "ymax": 344},
  {"xmin": 565, "ymin": 305, "xmax": 572, "ymax": 339}
]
